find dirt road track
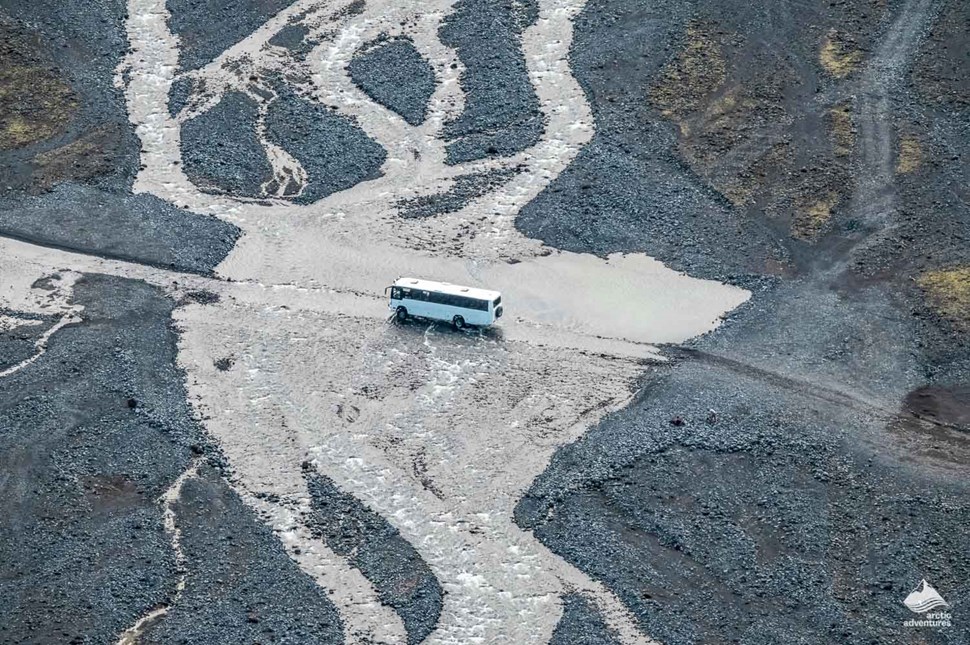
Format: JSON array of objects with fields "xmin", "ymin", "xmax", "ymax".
[{"xmin": 851, "ymin": 0, "xmax": 941, "ymax": 231}]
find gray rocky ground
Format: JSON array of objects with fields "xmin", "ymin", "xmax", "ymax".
[
  {"xmin": 140, "ymin": 466, "xmax": 345, "ymax": 644},
  {"xmin": 166, "ymin": 0, "xmax": 295, "ymax": 72},
  {"xmin": 0, "ymin": 311, "xmax": 54, "ymax": 373},
  {"xmin": 1, "ymin": 275, "xmax": 197, "ymax": 643},
  {"xmin": 0, "ymin": 0, "xmax": 239, "ymax": 275},
  {"xmin": 551, "ymin": 594, "xmax": 622, "ymax": 645},
  {"xmin": 1, "ymin": 0, "xmax": 968, "ymax": 644},
  {"xmin": 181, "ymin": 91, "xmax": 275, "ymax": 199},
  {"xmin": 348, "ymin": 37, "xmax": 437, "ymax": 127},
  {"xmin": 396, "ymin": 168, "xmax": 520, "ymax": 219},
  {"xmin": 305, "ymin": 471, "xmax": 443, "ymax": 644},
  {"xmin": 514, "ymin": 1, "xmax": 970, "ymax": 643},
  {"xmin": 0, "ymin": 275, "xmax": 343, "ymax": 644},
  {"xmin": 438, "ymin": 0, "xmax": 545, "ymax": 164},
  {"xmin": 264, "ymin": 83, "xmax": 387, "ymax": 204}
]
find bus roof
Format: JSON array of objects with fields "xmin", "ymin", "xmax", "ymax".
[{"xmin": 393, "ymin": 277, "xmax": 501, "ymax": 301}]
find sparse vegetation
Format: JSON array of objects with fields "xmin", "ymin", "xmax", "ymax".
[
  {"xmin": 820, "ymin": 30, "xmax": 863, "ymax": 78},
  {"xmin": 919, "ymin": 267, "xmax": 970, "ymax": 327},
  {"xmin": 650, "ymin": 21, "xmax": 726, "ymax": 120},
  {"xmin": 792, "ymin": 192, "xmax": 839, "ymax": 240},
  {"xmin": 32, "ymin": 127, "xmax": 120, "ymax": 191},
  {"xmin": 0, "ymin": 65, "xmax": 76, "ymax": 149},
  {"xmin": 830, "ymin": 104, "xmax": 855, "ymax": 157},
  {"xmin": 896, "ymin": 135, "xmax": 922, "ymax": 173},
  {"xmin": 4, "ymin": 1, "xmax": 970, "ymax": 644},
  {"xmin": 652, "ymin": 24, "xmax": 803, "ymax": 214}
]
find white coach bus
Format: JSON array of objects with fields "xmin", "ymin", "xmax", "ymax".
[{"xmin": 387, "ymin": 277, "xmax": 503, "ymax": 329}]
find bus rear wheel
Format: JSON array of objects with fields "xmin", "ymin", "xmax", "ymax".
[
  {"xmin": 396, "ymin": 306, "xmax": 408, "ymax": 322},
  {"xmin": 453, "ymin": 315, "xmax": 465, "ymax": 330}
]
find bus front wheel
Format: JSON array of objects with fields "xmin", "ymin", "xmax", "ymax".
[
  {"xmin": 453, "ymin": 315, "xmax": 465, "ymax": 330},
  {"xmin": 396, "ymin": 307, "xmax": 408, "ymax": 322}
]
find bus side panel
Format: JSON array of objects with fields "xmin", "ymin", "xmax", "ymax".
[
  {"xmin": 391, "ymin": 296, "xmax": 427, "ymax": 318},
  {"xmin": 391, "ymin": 297, "xmax": 495, "ymax": 326},
  {"xmin": 423, "ymin": 302, "xmax": 453, "ymax": 323},
  {"xmin": 409, "ymin": 300, "xmax": 432, "ymax": 319},
  {"xmin": 453, "ymin": 307, "xmax": 491, "ymax": 326},
  {"xmin": 469, "ymin": 309, "xmax": 492, "ymax": 326},
  {"xmin": 425, "ymin": 303, "xmax": 492, "ymax": 326}
]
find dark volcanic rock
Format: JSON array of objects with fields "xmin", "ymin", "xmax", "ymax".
[
  {"xmin": 166, "ymin": 0, "xmax": 294, "ymax": 72},
  {"xmin": 305, "ymin": 472, "xmax": 443, "ymax": 645},
  {"xmin": 348, "ymin": 36, "xmax": 437, "ymax": 126},
  {"xmin": 514, "ymin": 0, "xmax": 906, "ymax": 281},
  {"xmin": 396, "ymin": 167, "xmax": 519, "ymax": 218},
  {"xmin": 269, "ymin": 23, "xmax": 310, "ymax": 52},
  {"xmin": 265, "ymin": 84, "xmax": 386, "ymax": 204},
  {"xmin": 0, "ymin": 2, "xmax": 241, "ymax": 274},
  {"xmin": 901, "ymin": 385, "xmax": 970, "ymax": 432},
  {"xmin": 517, "ymin": 277, "xmax": 970, "ymax": 644},
  {"xmin": 439, "ymin": 0, "xmax": 544, "ymax": 164},
  {"xmin": 140, "ymin": 466, "xmax": 344, "ymax": 645},
  {"xmin": 517, "ymin": 137, "xmax": 766, "ymax": 281},
  {"xmin": 268, "ymin": 22, "xmax": 319, "ymax": 62},
  {"xmin": 514, "ymin": 0, "xmax": 779, "ymax": 282},
  {"xmin": 0, "ymin": 0, "xmax": 139, "ymax": 190},
  {"xmin": 182, "ymin": 91, "xmax": 274, "ymax": 199},
  {"xmin": 518, "ymin": 352, "xmax": 970, "ymax": 644},
  {"xmin": 0, "ymin": 275, "xmax": 196, "ymax": 644},
  {"xmin": 0, "ymin": 311, "xmax": 54, "ymax": 374},
  {"xmin": 550, "ymin": 594, "xmax": 621, "ymax": 645},
  {"xmin": 912, "ymin": 1, "xmax": 970, "ymax": 109},
  {"xmin": 0, "ymin": 183, "xmax": 240, "ymax": 275},
  {"xmin": 167, "ymin": 75, "xmax": 196, "ymax": 118},
  {"xmin": 515, "ymin": 3, "xmax": 970, "ymax": 640}
]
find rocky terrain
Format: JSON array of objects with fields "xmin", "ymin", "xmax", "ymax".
[{"xmin": 0, "ymin": 0, "xmax": 967, "ymax": 644}]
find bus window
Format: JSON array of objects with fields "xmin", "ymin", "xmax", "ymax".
[
  {"xmin": 391, "ymin": 287, "xmax": 402, "ymax": 299},
  {"xmin": 493, "ymin": 296, "xmax": 501, "ymax": 307},
  {"xmin": 431, "ymin": 292, "xmax": 455, "ymax": 307}
]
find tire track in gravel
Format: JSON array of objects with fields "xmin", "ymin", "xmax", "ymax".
[{"xmin": 850, "ymin": 0, "xmax": 941, "ymax": 231}]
